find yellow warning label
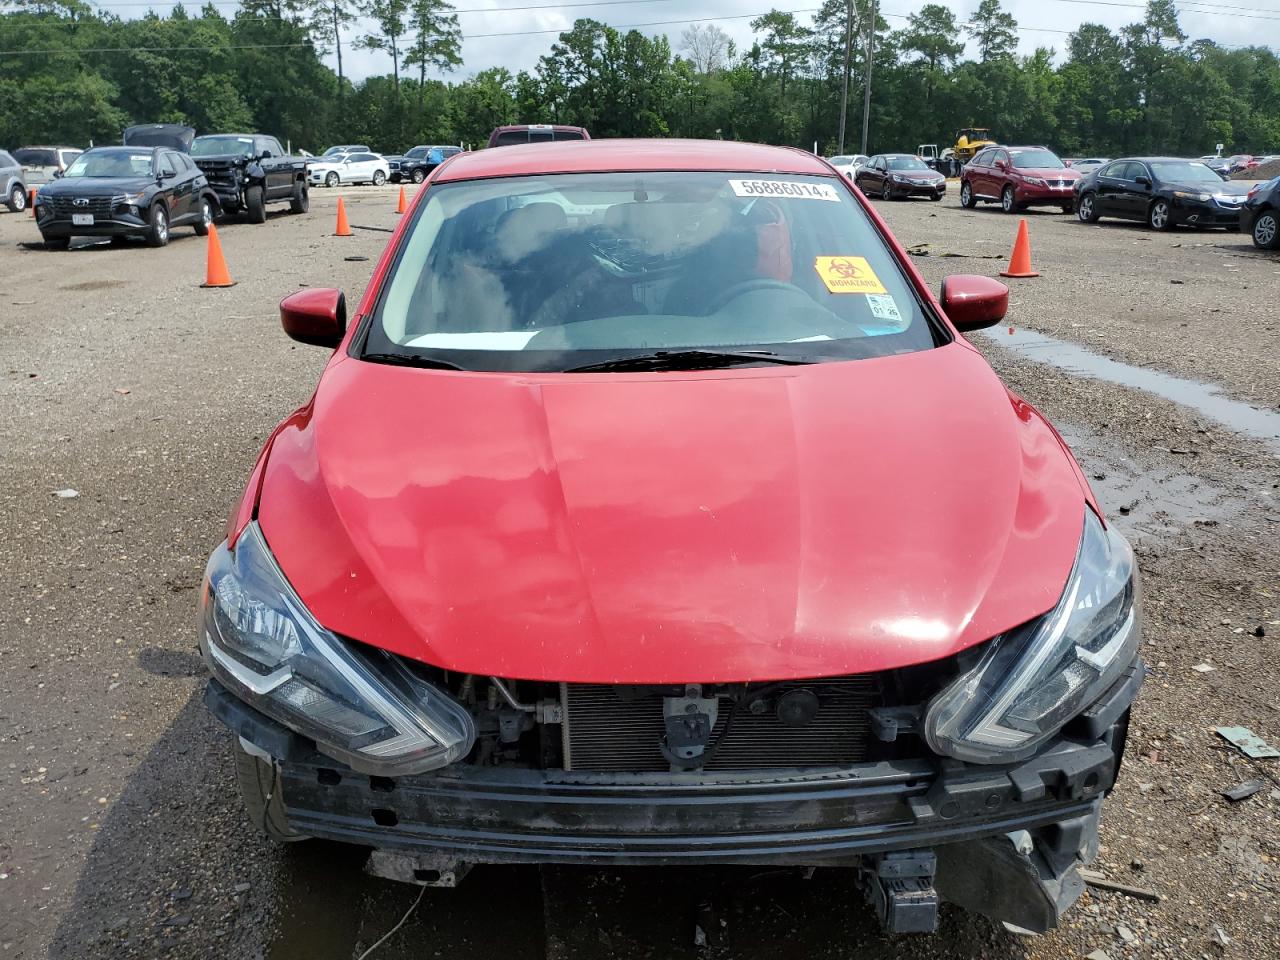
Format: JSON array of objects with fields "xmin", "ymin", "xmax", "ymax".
[{"xmin": 814, "ymin": 256, "xmax": 887, "ymax": 295}]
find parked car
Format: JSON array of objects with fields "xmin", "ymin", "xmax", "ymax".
[
  {"xmin": 827, "ymin": 154, "xmax": 870, "ymax": 179},
  {"xmin": 855, "ymin": 154, "xmax": 946, "ymax": 200},
  {"xmin": 960, "ymin": 146, "xmax": 1080, "ymax": 213},
  {"xmin": 34, "ymin": 145, "xmax": 217, "ymax": 248},
  {"xmin": 12, "ymin": 145, "xmax": 83, "ymax": 186},
  {"xmin": 191, "ymin": 133, "xmax": 309, "ymax": 222},
  {"xmin": 322, "ymin": 144, "xmax": 370, "ymax": 157},
  {"xmin": 1074, "ymin": 157, "xmax": 1250, "ymax": 231},
  {"xmin": 1226, "ymin": 154, "xmax": 1258, "ymax": 173},
  {"xmin": 123, "ymin": 123, "xmax": 195, "ymax": 152},
  {"xmin": 1068, "ymin": 158, "xmax": 1109, "ymax": 172},
  {"xmin": 1, "ymin": 150, "xmax": 28, "ymax": 212},
  {"xmin": 201, "ymin": 138, "xmax": 1143, "ymax": 937},
  {"xmin": 487, "ymin": 124, "xmax": 590, "ymax": 147},
  {"xmin": 1198, "ymin": 156, "xmax": 1233, "ymax": 179},
  {"xmin": 389, "ymin": 145, "xmax": 463, "ymax": 184},
  {"xmin": 308, "ymin": 151, "xmax": 389, "ymax": 187},
  {"xmin": 1241, "ymin": 176, "xmax": 1280, "ymax": 249}
]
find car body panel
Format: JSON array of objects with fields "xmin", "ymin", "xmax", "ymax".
[{"xmin": 255, "ymin": 340, "xmax": 1084, "ymax": 684}]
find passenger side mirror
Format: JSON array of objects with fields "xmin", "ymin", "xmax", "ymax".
[
  {"xmin": 280, "ymin": 288, "xmax": 347, "ymax": 348},
  {"xmin": 940, "ymin": 275, "xmax": 1008, "ymax": 332},
  {"xmin": 1134, "ymin": 176, "xmax": 1151, "ymax": 187}
]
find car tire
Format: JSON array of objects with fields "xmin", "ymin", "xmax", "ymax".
[
  {"xmin": 246, "ymin": 185, "xmax": 267, "ymax": 224},
  {"xmin": 289, "ymin": 181, "xmax": 309, "ymax": 215},
  {"xmin": 411, "ymin": 168, "xmax": 426, "ymax": 184},
  {"xmin": 7, "ymin": 184, "xmax": 27, "ymax": 213},
  {"xmin": 1077, "ymin": 192, "xmax": 1100, "ymax": 223},
  {"xmin": 42, "ymin": 235, "xmax": 70, "ymax": 250},
  {"xmin": 146, "ymin": 202, "xmax": 169, "ymax": 247},
  {"xmin": 931, "ymin": 193, "xmax": 943, "ymax": 202},
  {"xmin": 194, "ymin": 197, "xmax": 213, "ymax": 236},
  {"xmin": 1147, "ymin": 199, "xmax": 1173, "ymax": 231},
  {"xmin": 372, "ymin": 170, "xmax": 387, "ymax": 186},
  {"xmin": 960, "ymin": 181, "xmax": 976, "ymax": 208},
  {"xmin": 1253, "ymin": 210, "xmax": 1280, "ymax": 249},
  {"xmin": 325, "ymin": 171, "xmax": 339, "ymax": 188},
  {"xmin": 1001, "ymin": 185, "xmax": 1017, "ymax": 213},
  {"xmin": 881, "ymin": 182, "xmax": 892, "ymax": 201},
  {"xmin": 232, "ymin": 738, "xmax": 308, "ymax": 843}
]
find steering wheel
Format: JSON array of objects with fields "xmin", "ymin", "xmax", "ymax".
[{"xmin": 703, "ymin": 278, "xmax": 808, "ymax": 314}]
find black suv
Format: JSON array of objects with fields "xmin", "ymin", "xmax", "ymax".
[
  {"xmin": 34, "ymin": 146, "xmax": 216, "ymax": 248},
  {"xmin": 390, "ymin": 145, "xmax": 463, "ymax": 184},
  {"xmin": 1242, "ymin": 176, "xmax": 1279, "ymax": 250},
  {"xmin": 190, "ymin": 134, "xmax": 309, "ymax": 222}
]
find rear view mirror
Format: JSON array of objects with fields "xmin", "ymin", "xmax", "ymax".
[
  {"xmin": 280, "ymin": 288, "xmax": 347, "ymax": 348},
  {"xmin": 940, "ymin": 275, "xmax": 1009, "ymax": 332}
]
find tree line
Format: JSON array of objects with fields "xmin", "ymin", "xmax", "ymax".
[{"xmin": 1, "ymin": 0, "xmax": 1277, "ymax": 158}]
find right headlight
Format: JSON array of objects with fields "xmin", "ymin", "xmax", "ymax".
[
  {"xmin": 925, "ymin": 510, "xmax": 1140, "ymax": 764},
  {"xmin": 199, "ymin": 522, "xmax": 475, "ymax": 775}
]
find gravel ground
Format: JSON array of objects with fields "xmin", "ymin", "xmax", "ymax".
[{"xmin": 1, "ymin": 185, "xmax": 1277, "ymax": 960}]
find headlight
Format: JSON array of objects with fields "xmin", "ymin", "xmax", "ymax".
[
  {"xmin": 925, "ymin": 511, "xmax": 1140, "ymax": 764},
  {"xmin": 199, "ymin": 522, "xmax": 475, "ymax": 774},
  {"xmin": 1173, "ymin": 190, "xmax": 1211, "ymax": 201},
  {"xmin": 1022, "ymin": 177, "xmax": 1046, "ymax": 186},
  {"xmin": 891, "ymin": 174, "xmax": 909, "ymax": 183},
  {"xmin": 120, "ymin": 191, "xmax": 146, "ymax": 205}
]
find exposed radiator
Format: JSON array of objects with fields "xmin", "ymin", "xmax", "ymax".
[{"xmin": 560, "ymin": 677, "xmax": 879, "ymax": 772}]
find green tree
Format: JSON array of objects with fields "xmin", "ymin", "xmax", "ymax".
[{"xmin": 965, "ymin": 0, "xmax": 1017, "ymax": 62}]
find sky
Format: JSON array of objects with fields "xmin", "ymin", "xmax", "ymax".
[{"xmin": 331, "ymin": 0, "xmax": 1280, "ymax": 82}]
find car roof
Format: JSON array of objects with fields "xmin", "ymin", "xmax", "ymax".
[
  {"xmin": 18, "ymin": 145, "xmax": 81, "ymax": 150},
  {"xmin": 436, "ymin": 138, "xmax": 830, "ymax": 182},
  {"xmin": 86, "ymin": 145, "xmax": 159, "ymax": 153}
]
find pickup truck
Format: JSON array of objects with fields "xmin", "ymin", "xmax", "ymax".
[{"xmin": 190, "ymin": 134, "xmax": 309, "ymax": 222}]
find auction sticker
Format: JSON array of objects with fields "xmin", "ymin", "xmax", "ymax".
[
  {"xmin": 865, "ymin": 294, "xmax": 904, "ymax": 323},
  {"xmin": 729, "ymin": 179, "xmax": 840, "ymax": 202},
  {"xmin": 813, "ymin": 256, "xmax": 887, "ymax": 294}
]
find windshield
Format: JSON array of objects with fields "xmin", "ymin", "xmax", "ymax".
[
  {"xmin": 406, "ymin": 146, "xmax": 429, "ymax": 159},
  {"xmin": 364, "ymin": 171, "xmax": 940, "ymax": 372},
  {"xmin": 192, "ymin": 136, "xmax": 255, "ymax": 158},
  {"xmin": 1010, "ymin": 149, "xmax": 1064, "ymax": 169},
  {"xmin": 15, "ymin": 148, "xmax": 57, "ymax": 166},
  {"xmin": 1150, "ymin": 161, "xmax": 1224, "ymax": 184},
  {"xmin": 886, "ymin": 156, "xmax": 929, "ymax": 171},
  {"xmin": 64, "ymin": 151, "xmax": 153, "ymax": 178}
]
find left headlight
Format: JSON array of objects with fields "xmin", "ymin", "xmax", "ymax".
[
  {"xmin": 199, "ymin": 522, "xmax": 475, "ymax": 775},
  {"xmin": 925, "ymin": 510, "xmax": 1140, "ymax": 764}
]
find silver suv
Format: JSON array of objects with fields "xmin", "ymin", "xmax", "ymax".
[
  {"xmin": 0, "ymin": 150, "xmax": 28, "ymax": 212},
  {"xmin": 13, "ymin": 145, "xmax": 83, "ymax": 187}
]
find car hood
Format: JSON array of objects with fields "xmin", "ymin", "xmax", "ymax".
[
  {"xmin": 41, "ymin": 176, "xmax": 154, "ymax": 196},
  {"xmin": 257, "ymin": 341, "xmax": 1087, "ymax": 683},
  {"xmin": 122, "ymin": 124, "xmax": 194, "ymax": 152},
  {"xmin": 1174, "ymin": 180, "xmax": 1249, "ymax": 197}
]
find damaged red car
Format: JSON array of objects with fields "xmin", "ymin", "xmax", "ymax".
[{"xmin": 200, "ymin": 139, "xmax": 1143, "ymax": 935}]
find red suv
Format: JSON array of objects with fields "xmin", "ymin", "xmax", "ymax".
[{"xmin": 961, "ymin": 146, "xmax": 1081, "ymax": 213}]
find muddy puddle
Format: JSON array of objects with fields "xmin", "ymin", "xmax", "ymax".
[{"xmin": 981, "ymin": 328, "xmax": 1280, "ymax": 455}]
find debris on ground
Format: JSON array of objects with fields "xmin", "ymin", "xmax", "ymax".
[
  {"xmin": 1215, "ymin": 726, "xmax": 1280, "ymax": 759},
  {"xmin": 51, "ymin": 488, "xmax": 78, "ymax": 499},
  {"xmin": 1220, "ymin": 779, "xmax": 1265, "ymax": 802},
  {"xmin": 1078, "ymin": 869, "xmax": 1162, "ymax": 902}
]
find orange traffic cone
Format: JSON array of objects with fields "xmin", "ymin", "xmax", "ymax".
[
  {"xmin": 334, "ymin": 197, "xmax": 352, "ymax": 237},
  {"xmin": 1000, "ymin": 218, "xmax": 1039, "ymax": 278},
  {"xmin": 200, "ymin": 224, "xmax": 236, "ymax": 288},
  {"xmin": 29, "ymin": 186, "xmax": 37, "ymax": 218},
  {"xmin": 395, "ymin": 186, "xmax": 407, "ymax": 214}
]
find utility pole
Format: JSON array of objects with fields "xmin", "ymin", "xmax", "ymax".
[
  {"xmin": 860, "ymin": 0, "xmax": 877, "ymax": 156},
  {"xmin": 837, "ymin": 0, "xmax": 853, "ymax": 154}
]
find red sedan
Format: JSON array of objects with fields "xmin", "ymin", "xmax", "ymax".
[{"xmin": 200, "ymin": 139, "xmax": 1142, "ymax": 935}]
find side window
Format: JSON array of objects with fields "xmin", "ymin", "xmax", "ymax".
[
  {"xmin": 1130, "ymin": 162, "xmax": 1150, "ymax": 181},
  {"xmin": 994, "ymin": 150, "xmax": 1009, "ymax": 167},
  {"xmin": 61, "ymin": 150, "xmax": 83, "ymax": 168},
  {"xmin": 0, "ymin": 151, "xmax": 14, "ymax": 167},
  {"xmin": 262, "ymin": 138, "xmax": 284, "ymax": 158},
  {"xmin": 971, "ymin": 150, "xmax": 987, "ymax": 166},
  {"xmin": 159, "ymin": 152, "xmax": 179, "ymax": 177}
]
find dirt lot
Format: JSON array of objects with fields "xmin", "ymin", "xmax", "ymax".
[{"xmin": 1, "ymin": 186, "xmax": 1278, "ymax": 960}]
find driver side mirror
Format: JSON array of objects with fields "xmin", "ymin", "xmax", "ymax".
[
  {"xmin": 1134, "ymin": 176, "xmax": 1151, "ymax": 187},
  {"xmin": 280, "ymin": 288, "xmax": 347, "ymax": 348},
  {"xmin": 940, "ymin": 275, "xmax": 1008, "ymax": 332},
  {"xmin": 52, "ymin": 169, "xmax": 64, "ymax": 179},
  {"xmin": 995, "ymin": 159, "xmax": 1008, "ymax": 170}
]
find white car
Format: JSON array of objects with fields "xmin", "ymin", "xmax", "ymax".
[
  {"xmin": 308, "ymin": 151, "xmax": 390, "ymax": 187},
  {"xmin": 828, "ymin": 154, "xmax": 870, "ymax": 179}
]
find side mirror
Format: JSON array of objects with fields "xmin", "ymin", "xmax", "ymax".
[
  {"xmin": 52, "ymin": 169, "xmax": 64, "ymax": 179},
  {"xmin": 280, "ymin": 288, "xmax": 347, "ymax": 348},
  {"xmin": 995, "ymin": 159, "xmax": 1008, "ymax": 170},
  {"xmin": 1134, "ymin": 176, "xmax": 1151, "ymax": 187},
  {"xmin": 940, "ymin": 275, "xmax": 1009, "ymax": 333}
]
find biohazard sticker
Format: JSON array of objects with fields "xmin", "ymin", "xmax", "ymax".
[
  {"xmin": 814, "ymin": 256, "xmax": 887, "ymax": 295},
  {"xmin": 729, "ymin": 179, "xmax": 840, "ymax": 202}
]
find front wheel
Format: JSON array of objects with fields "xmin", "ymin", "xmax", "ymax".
[
  {"xmin": 1077, "ymin": 192, "xmax": 1100, "ymax": 223},
  {"xmin": 959, "ymin": 180, "xmax": 976, "ymax": 208},
  {"xmin": 325, "ymin": 171, "xmax": 339, "ymax": 188},
  {"xmin": 289, "ymin": 181, "xmax": 309, "ymax": 214},
  {"xmin": 7, "ymin": 184, "xmax": 27, "ymax": 212},
  {"xmin": 1001, "ymin": 185, "xmax": 1017, "ymax": 213},
  {"xmin": 1148, "ymin": 199, "xmax": 1173, "ymax": 231},
  {"xmin": 1252, "ymin": 210, "xmax": 1280, "ymax": 249},
  {"xmin": 245, "ymin": 185, "xmax": 267, "ymax": 224},
  {"xmin": 146, "ymin": 202, "xmax": 169, "ymax": 247},
  {"xmin": 194, "ymin": 197, "xmax": 213, "ymax": 236},
  {"xmin": 232, "ymin": 738, "xmax": 307, "ymax": 842},
  {"xmin": 411, "ymin": 168, "xmax": 426, "ymax": 184},
  {"xmin": 372, "ymin": 170, "xmax": 387, "ymax": 186},
  {"xmin": 881, "ymin": 182, "xmax": 892, "ymax": 201}
]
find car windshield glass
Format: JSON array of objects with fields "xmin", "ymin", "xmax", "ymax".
[
  {"xmin": 1150, "ymin": 161, "xmax": 1223, "ymax": 184},
  {"xmin": 15, "ymin": 148, "xmax": 57, "ymax": 166},
  {"xmin": 365, "ymin": 171, "xmax": 941, "ymax": 373},
  {"xmin": 886, "ymin": 156, "xmax": 929, "ymax": 170},
  {"xmin": 406, "ymin": 147, "xmax": 429, "ymax": 158},
  {"xmin": 64, "ymin": 151, "xmax": 153, "ymax": 178},
  {"xmin": 192, "ymin": 136, "xmax": 256, "ymax": 157},
  {"xmin": 829, "ymin": 156, "xmax": 851, "ymax": 166},
  {"xmin": 1010, "ymin": 150, "xmax": 1064, "ymax": 169}
]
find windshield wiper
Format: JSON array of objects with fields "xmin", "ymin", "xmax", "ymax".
[
  {"xmin": 360, "ymin": 352, "xmax": 468, "ymax": 371},
  {"xmin": 563, "ymin": 349, "xmax": 815, "ymax": 373}
]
